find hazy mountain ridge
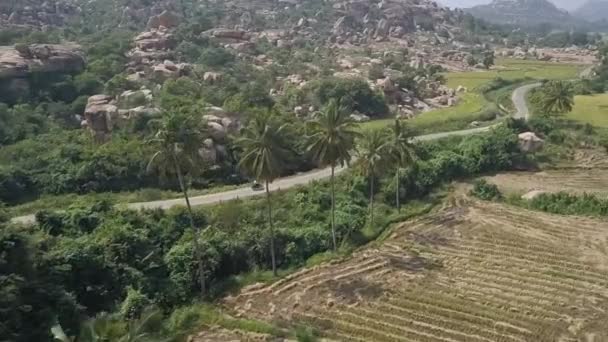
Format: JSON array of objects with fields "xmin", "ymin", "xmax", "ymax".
[
  {"xmin": 440, "ymin": 0, "xmax": 581, "ymax": 11},
  {"xmin": 573, "ymin": 0, "xmax": 608, "ymax": 22},
  {"xmin": 465, "ymin": 0, "xmax": 575, "ymax": 26}
]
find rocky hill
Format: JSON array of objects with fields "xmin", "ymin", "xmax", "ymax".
[
  {"xmin": 0, "ymin": 0, "xmax": 79, "ymax": 28},
  {"xmin": 466, "ymin": 0, "xmax": 573, "ymax": 26},
  {"xmin": 573, "ymin": 0, "xmax": 608, "ymax": 22},
  {"xmin": 0, "ymin": 0, "xmax": 490, "ymax": 145}
]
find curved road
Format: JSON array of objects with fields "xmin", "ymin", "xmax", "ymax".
[{"xmin": 10, "ymin": 83, "xmax": 540, "ymax": 225}]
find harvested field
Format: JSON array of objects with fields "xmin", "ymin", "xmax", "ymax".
[
  {"xmin": 484, "ymin": 149, "xmax": 608, "ymax": 197},
  {"xmin": 189, "ymin": 327, "xmax": 271, "ymax": 342},
  {"xmin": 484, "ymin": 169, "xmax": 608, "ymax": 197},
  {"xmin": 226, "ymin": 196, "xmax": 608, "ymax": 341}
]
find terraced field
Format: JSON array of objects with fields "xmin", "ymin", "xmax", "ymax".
[{"xmin": 227, "ymin": 195, "xmax": 608, "ymax": 341}]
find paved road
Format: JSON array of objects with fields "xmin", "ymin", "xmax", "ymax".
[
  {"xmin": 10, "ymin": 83, "xmax": 539, "ymax": 225},
  {"xmin": 512, "ymin": 83, "xmax": 541, "ymax": 120}
]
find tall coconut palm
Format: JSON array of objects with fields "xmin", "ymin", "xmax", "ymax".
[
  {"xmin": 237, "ymin": 112, "xmax": 291, "ymax": 276},
  {"xmin": 356, "ymin": 129, "xmax": 388, "ymax": 227},
  {"xmin": 307, "ymin": 99, "xmax": 359, "ymax": 251},
  {"xmin": 147, "ymin": 111, "xmax": 207, "ymax": 295},
  {"xmin": 540, "ymin": 80, "xmax": 574, "ymax": 115},
  {"xmin": 385, "ymin": 120, "xmax": 416, "ymax": 212}
]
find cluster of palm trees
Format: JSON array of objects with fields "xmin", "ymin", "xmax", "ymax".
[
  {"xmin": 237, "ymin": 99, "xmax": 417, "ymax": 276},
  {"xmin": 148, "ymin": 99, "xmax": 417, "ymax": 291}
]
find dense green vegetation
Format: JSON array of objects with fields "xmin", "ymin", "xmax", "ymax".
[
  {"xmin": 2, "ymin": 1, "xmax": 606, "ymax": 341},
  {"xmin": 2, "ymin": 123, "xmax": 526, "ymax": 341}
]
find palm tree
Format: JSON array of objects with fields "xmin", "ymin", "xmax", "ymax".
[
  {"xmin": 147, "ymin": 111, "xmax": 207, "ymax": 295},
  {"xmin": 540, "ymin": 80, "xmax": 574, "ymax": 115},
  {"xmin": 237, "ymin": 112, "xmax": 291, "ymax": 276},
  {"xmin": 385, "ymin": 120, "xmax": 416, "ymax": 212},
  {"xmin": 307, "ymin": 100, "xmax": 359, "ymax": 251},
  {"xmin": 356, "ymin": 129, "xmax": 388, "ymax": 227}
]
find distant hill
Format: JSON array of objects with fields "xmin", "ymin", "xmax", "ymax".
[
  {"xmin": 466, "ymin": 0, "xmax": 574, "ymax": 26},
  {"xmin": 573, "ymin": 0, "xmax": 608, "ymax": 22},
  {"xmin": 440, "ymin": 0, "xmax": 579, "ymax": 11}
]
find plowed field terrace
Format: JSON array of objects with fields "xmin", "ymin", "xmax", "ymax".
[{"xmin": 226, "ymin": 196, "xmax": 608, "ymax": 341}]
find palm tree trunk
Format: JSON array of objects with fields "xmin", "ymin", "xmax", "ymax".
[
  {"xmin": 370, "ymin": 174, "xmax": 375, "ymax": 227},
  {"xmin": 172, "ymin": 152, "xmax": 205, "ymax": 296},
  {"xmin": 330, "ymin": 165, "xmax": 337, "ymax": 251},
  {"xmin": 265, "ymin": 180, "xmax": 277, "ymax": 276},
  {"xmin": 395, "ymin": 169, "xmax": 400, "ymax": 213}
]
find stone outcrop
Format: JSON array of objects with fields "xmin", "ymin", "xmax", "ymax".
[
  {"xmin": 521, "ymin": 190, "xmax": 548, "ymax": 200},
  {"xmin": 127, "ymin": 22, "xmax": 185, "ymax": 82},
  {"xmin": 203, "ymin": 72, "xmax": 223, "ymax": 84},
  {"xmin": 0, "ymin": 43, "xmax": 84, "ymax": 98},
  {"xmin": 518, "ymin": 132, "xmax": 545, "ymax": 153},
  {"xmin": 200, "ymin": 110, "xmax": 242, "ymax": 165},
  {"xmin": 152, "ymin": 60, "xmax": 191, "ymax": 81},
  {"xmin": 83, "ymin": 95, "xmax": 118, "ymax": 143},
  {"xmin": 207, "ymin": 28, "xmax": 250, "ymax": 41},
  {"xmin": 0, "ymin": 44, "xmax": 85, "ymax": 79},
  {"xmin": 133, "ymin": 28, "xmax": 176, "ymax": 52},
  {"xmin": 204, "ymin": 28, "xmax": 257, "ymax": 52}
]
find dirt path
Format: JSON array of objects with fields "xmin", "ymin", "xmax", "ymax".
[{"xmin": 10, "ymin": 84, "xmax": 539, "ymax": 225}]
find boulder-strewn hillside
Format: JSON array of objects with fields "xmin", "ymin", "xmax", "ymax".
[
  {"xmin": 0, "ymin": 0, "xmax": 79, "ymax": 28},
  {"xmin": 573, "ymin": 0, "xmax": 608, "ymax": 22},
  {"xmin": 466, "ymin": 0, "xmax": 573, "ymax": 26}
]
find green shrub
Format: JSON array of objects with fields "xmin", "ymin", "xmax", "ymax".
[
  {"xmin": 119, "ymin": 287, "xmax": 152, "ymax": 320},
  {"xmin": 528, "ymin": 116, "xmax": 556, "ymax": 135},
  {"xmin": 548, "ymin": 130, "xmax": 567, "ymax": 144},
  {"xmin": 470, "ymin": 179, "xmax": 502, "ymax": 200},
  {"xmin": 295, "ymin": 325, "xmax": 319, "ymax": 342},
  {"xmin": 199, "ymin": 47, "xmax": 235, "ymax": 67},
  {"xmin": 524, "ymin": 192, "xmax": 608, "ymax": 217},
  {"xmin": 308, "ymin": 77, "xmax": 389, "ymax": 117}
]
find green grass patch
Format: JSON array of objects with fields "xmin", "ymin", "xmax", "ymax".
[
  {"xmin": 567, "ymin": 93, "xmax": 608, "ymax": 128},
  {"xmin": 447, "ymin": 58, "xmax": 585, "ymax": 89},
  {"xmin": 164, "ymin": 303, "xmax": 284, "ymax": 339}
]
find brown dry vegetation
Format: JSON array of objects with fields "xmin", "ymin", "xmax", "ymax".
[{"xmin": 224, "ymin": 191, "xmax": 608, "ymax": 342}]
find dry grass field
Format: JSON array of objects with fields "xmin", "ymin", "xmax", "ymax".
[
  {"xmin": 225, "ymin": 187, "xmax": 608, "ymax": 342},
  {"xmin": 485, "ymin": 169, "xmax": 608, "ymax": 197},
  {"xmin": 486, "ymin": 148, "xmax": 608, "ymax": 197}
]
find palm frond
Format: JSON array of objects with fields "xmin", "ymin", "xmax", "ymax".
[
  {"xmin": 306, "ymin": 99, "xmax": 359, "ymax": 168},
  {"xmin": 236, "ymin": 110, "xmax": 291, "ymax": 183}
]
